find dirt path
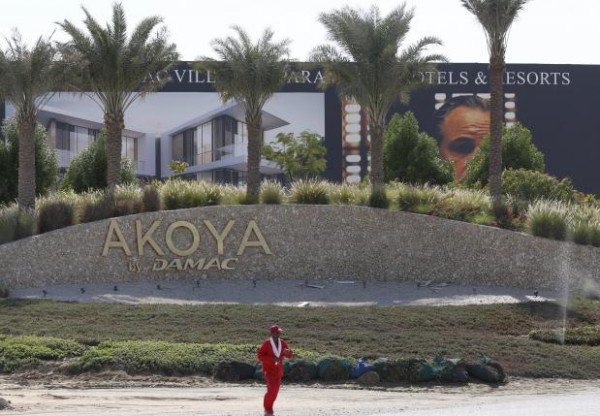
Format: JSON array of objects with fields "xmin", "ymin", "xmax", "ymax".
[{"xmin": 1, "ymin": 375, "xmax": 599, "ymax": 416}]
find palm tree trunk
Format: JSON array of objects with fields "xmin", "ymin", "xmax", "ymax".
[
  {"xmin": 246, "ymin": 115, "xmax": 262, "ymax": 204},
  {"xmin": 369, "ymin": 122, "xmax": 385, "ymax": 191},
  {"xmin": 488, "ymin": 57, "xmax": 505, "ymax": 208},
  {"xmin": 105, "ymin": 111, "xmax": 124, "ymax": 191},
  {"xmin": 16, "ymin": 113, "xmax": 37, "ymax": 210}
]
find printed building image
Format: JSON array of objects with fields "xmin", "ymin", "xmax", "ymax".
[{"xmin": 1, "ymin": 62, "xmax": 600, "ymax": 195}]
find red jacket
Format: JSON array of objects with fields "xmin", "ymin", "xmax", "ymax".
[{"xmin": 257, "ymin": 337, "xmax": 293, "ymax": 376}]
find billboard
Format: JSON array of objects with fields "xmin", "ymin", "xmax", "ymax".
[{"xmin": 2, "ymin": 62, "xmax": 599, "ymax": 195}]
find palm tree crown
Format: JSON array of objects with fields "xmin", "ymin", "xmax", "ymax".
[
  {"xmin": 461, "ymin": 0, "xmax": 529, "ymax": 64},
  {"xmin": 0, "ymin": 31, "xmax": 61, "ymax": 210},
  {"xmin": 311, "ymin": 4, "xmax": 445, "ymax": 189},
  {"xmin": 200, "ymin": 26, "xmax": 290, "ymax": 203},
  {"xmin": 57, "ymin": 3, "xmax": 178, "ymax": 189}
]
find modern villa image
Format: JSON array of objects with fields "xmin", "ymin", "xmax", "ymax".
[{"xmin": 3, "ymin": 91, "xmax": 325, "ymax": 185}]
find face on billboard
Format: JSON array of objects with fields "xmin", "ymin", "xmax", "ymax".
[{"xmin": 439, "ymin": 105, "xmax": 490, "ymax": 180}]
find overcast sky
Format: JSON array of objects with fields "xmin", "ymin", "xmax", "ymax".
[{"xmin": 1, "ymin": 0, "xmax": 598, "ymax": 65}]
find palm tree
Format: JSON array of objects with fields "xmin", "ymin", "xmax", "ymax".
[
  {"xmin": 57, "ymin": 3, "xmax": 178, "ymax": 190},
  {"xmin": 311, "ymin": 4, "xmax": 445, "ymax": 195},
  {"xmin": 0, "ymin": 31, "xmax": 60, "ymax": 210},
  {"xmin": 200, "ymin": 26, "xmax": 290, "ymax": 203},
  {"xmin": 461, "ymin": 0, "xmax": 530, "ymax": 208}
]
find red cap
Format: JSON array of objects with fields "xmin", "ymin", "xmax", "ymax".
[{"xmin": 269, "ymin": 324, "xmax": 283, "ymax": 334}]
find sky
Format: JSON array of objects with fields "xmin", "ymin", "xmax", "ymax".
[{"xmin": 1, "ymin": 0, "xmax": 599, "ymax": 65}]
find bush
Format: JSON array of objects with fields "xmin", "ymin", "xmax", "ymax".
[
  {"xmin": 221, "ymin": 185, "xmax": 249, "ymax": 205},
  {"xmin": 396, "ymin": 184, "xmax": 444, "ymax": 213},
  {"xmin": 77, "ymin": 190, "xmax": 114, "ymax": 223},
  {"xmin": 0, "ymin": 336, "xmax": 85, "ymax": 374},
  {"xmin": 368, "ymin": 187, "xmax": 389, "ymax": 209},
  {"xmin": 113, "ymin": 184, "xmax": 143, "ymax": 217},
  {"xmin": 569, "ymin": 205, "xmax": 600, "ymax": 246},
  {"xmin": 37, "ymin": 193, "xmax": 76, "ymax": 234},
  {"xmin": 432, "ymin": 189, "xmax": 492, "ymax": 224},
  {"xmin": 142, "ymin": 183, "xmax": 161, "ymax": 212},
  {"xmin": 289, "ymin": 180, "xmax": 330, "ymax": 205},
  {"xmin": 502, "ymin": 168, "xmax": 575, "ymax": 210},
  {"xmin": 383, "ymin": 112, "xmax": 453, "ymax": 185},
  {"xmin": 530, "ymin": 326, "xmax": 600, "ymax": 346},
  {"xmin": 0, "ymin": 118, "xmax": 58, "ymax": 205},
  {"xmin": 463, "ymin": 122, "xmax": 546, "ymax": 188},
  {"xmin": 160, "ymin": 180, "xmax": 223, "ymax": 210},
  {"xmin": 260, "ymin": 181, "xmax": 284, "ymax": 205},
  {"xmin": 526, "ymin": 200, "xmax": 570, "ymax": 240},
  {"xmin": 61, "ymin": 131, "xmax": 136, "ymax": 193}
]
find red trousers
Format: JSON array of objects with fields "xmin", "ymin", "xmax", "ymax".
[{"xmin": 263, "ymin": 372, "xmax": 282, "ymax": 414}]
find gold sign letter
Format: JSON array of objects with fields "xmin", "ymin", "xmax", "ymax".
[
  {"xmin": 102, "ymin": 219, "xmax": 132, "ymax": 256},
  {"xmin": 136, "ymin": 220, "xmax": 165, "ymax": 256},
  {"xmin": 204, "ymin": 220, "xmax": 235, "ymax": 255},
  {"xmin": 166, "ymin": 221, "xmax": 200, "ymax": 256},
  {"xmin": 237, "ymin": 220, "xmax": 272, "ymax": 255}
]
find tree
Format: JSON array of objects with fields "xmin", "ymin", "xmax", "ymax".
[
  {"xmin": 0, "ymin": 118, "xmax": 58, "ymax": 205},
  {"xmin": 57, "ymin": 3, "xmax": 178, "ymax": 190},
  {"xmin": 61, "ymin": 130, "xmax": 135, "ymax": 193},
  {"xmin": 262, "ymin": 130, "xmax": 327, "ymax": 183},
  {"xmin": 199, "ymin": 26, "xmax": 290, "ymax": 203},
  {"xmin": 383, "ymin": 112, "xmax": 453, "ymax": 185},
  {"xmin": 0, "ymin": 31, "xmax": 61, "ymax": 210},
  {"xmin": 463, "ymin": 122, "xmax": 545, "ymax": 188},
  {"xmin": 461, "ymin": 0, "xmax": 531, "ymax": 208},
  {"xmin": 311, "ymin": 4, "xmax": 445, "ymax": 196}
]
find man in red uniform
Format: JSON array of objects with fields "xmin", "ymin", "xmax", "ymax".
[{"xmin": 257, "ymin": 324, "xmax": 293, "ymax": 416}]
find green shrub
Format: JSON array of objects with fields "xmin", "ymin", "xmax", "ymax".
[
  {"xmin": 463, "ymin": 123, "xmax": 546, "ymax": 188},
  {"xmin": 397, "ymin": 184, "xmax": 443, "ymax": 213},
  {"xmin": 569, "ymin": 205, "xmax": 600, "ymax": 246},
  {"xmin": 61, "ymin": 131, "xmax": 136, "ymax": 193},
  {"xmin": 0, "ymin": 335, "xmax": 85, "ymax": 373},
  {"xmin": 368, "ymin": 187, "xmax": 389, "ymax": 209},
  {"xmin": 0, "ymin": 204, "xmax": 19, "ymax": 244},
  {"xmin": 0, "ymin": 118, "xmax": 58, "ymax": 205},
  {"xmin": 142, "ymin": 183, "xmax": 161, "ymax": 212},
  {"xmin": 433, "ymin": 189, "xmax": 492, "ymax": 224},
  {"xmin": 160, "ymin": 180, "xmax": 222, "ymax": 210},
  {"xmin": 113, "ymin": 184, "xmax": 143, "ymax": 217},
  {"xmin": 530, "ymin": 326, "xmax": 600, "ymax": 346},
  {"xmin": 289, "ymin": 180, "xmax": 330, "ymax": 205},
  {"xmin": 37, "ymin": 193, "xmax": 76, "ymax": 234},
  {"xmin": 526, "ymin": 200, "xmax": 570, "ymax": 240},
  {"xmin": 260, "ymin": 181, "xmax": 284, "ymax": 204},
  {"xmin": 77, "ymin": 190, "xmax": 113, "ymax": 223},
  {"xmin": 502, "ymin": 168, "xmax": 575, "ymax": 211},
  {"xmin": 383, "ymin": 112, "xmax": 453, "ymax": 185},
  {"xmin": 221, "ymin": 185, "xmax": 249, "ymax": 205}
]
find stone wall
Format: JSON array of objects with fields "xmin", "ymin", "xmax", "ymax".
[{"xmin": 0, "ymin": 205, "xmax": 598, "ymax": 290}]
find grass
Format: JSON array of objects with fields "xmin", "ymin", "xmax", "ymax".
[{"xmin": 0, "ymin": 297, "xmax": 599, "ymax": 378}]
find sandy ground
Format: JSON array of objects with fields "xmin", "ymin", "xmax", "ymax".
[
  {"xmin": 1, "ymin": 374, "xmax": 599, "ymax": 415},
  {"xmin": 2, "ymin": 279, "xmax": 589, "ymax": 415}
]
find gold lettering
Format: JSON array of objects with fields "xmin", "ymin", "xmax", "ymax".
[
  {"xmin": 102, "ymin": 220, "xmax": 132, "ymax": 256},
  {"xmin": 221, "ymin": 258, "xmax": 238, "ymax": 270},
  {"xmin": 136, "ymin": 220, "xmax": 164, "ymax": 256},
  {"xmin": 167, "ymin": 259, "xmax": 183, "ymax": 270},
  {"xmin": 166, "ymin": 221, "xmax": 200, "ymax": 256},
  {"xmin": 204, "ymin": 257, "xmax": 221, "ymax": 270},
  {"xmin": 237, "ymin": 220, "xmax": 272, "ymax": 255},
  {"xmin": 184, "ymin": 258, "xmax": 206, "ymax": 270},
  {"xmin": 152, "ymin": 259, "xmax": 168, "ymax": 271},
  {"xmin": 204, "ymin": 220, "xmax": 235, "ymax": 255}
]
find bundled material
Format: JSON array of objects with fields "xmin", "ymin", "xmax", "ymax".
[
  {"xmin": 350, "ymin": 357, "xmax": 375, "ymax": 379},
  {"xmin": 432, "ymin": 355, "xmax": 469, "ymax": 383},
  {"xmin": 372, "ymin": 358, "xmax": 411, "ymax": 382},
  {"xmin": 317, "ymin": 357, "xmax": 352, "ymax": 381},
  {"xmin": 466, "ymin": 354, "xmax": 506, "ymax": 383},
  {"xmin": 213, "ymin": 361, "xmax": 256, "ymax": 381},
  {"xmin": 407, "ymin": 358, "xmax": 435, "ymax": 382},
  {"xmin": 286, "ymin": 360, "xmax": 317, "ymax": 381}
]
